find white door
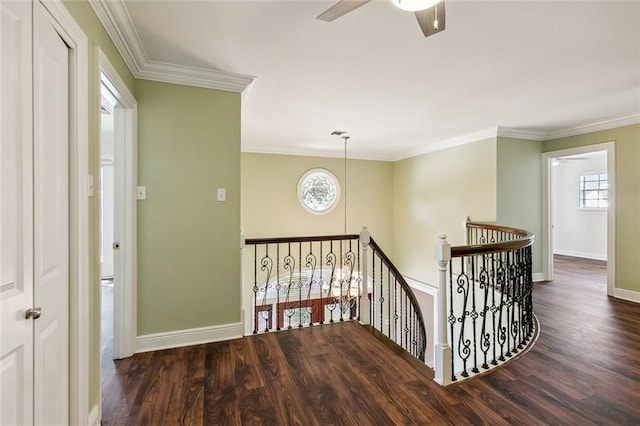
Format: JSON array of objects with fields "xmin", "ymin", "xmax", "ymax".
[
  {"xmin": 1, "ymin": 1, "xmax": 35, "ymax": 424},
  {"xmin": 33, "ymin": 1, "xmax": 70, "ymax": 424},
  {"xmin": 0, "ymin": 1, "xmax": 70, "ymax": 424}
]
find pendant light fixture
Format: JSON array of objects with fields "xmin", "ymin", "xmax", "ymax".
[{"xmin": 331, "ymin": 130, "xmax": 349, "ymax": 234}]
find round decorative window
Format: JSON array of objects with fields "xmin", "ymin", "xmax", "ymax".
[{"xmin": 297, "ymin": 168, "xmax": 340, "ymax": 214}]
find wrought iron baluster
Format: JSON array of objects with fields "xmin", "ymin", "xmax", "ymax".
[
  {"xmin": 253, "ymin": 245, "xmax": 258, "ymax": 334},
  {"xmin": 319, "ymin": 242, "xmax": 324, "ymax": 324},
  {"xmin": 371, "ymin": 251, "xmax": 376, "ymax": 329},
  {"xmin": 448, "ymin": 259, "xmax": 456, "ymax": 382},
  {"xmin": 470, "ymin": 256, "xmax": 479, "ymax": 374},
  {"xmin": 379, "ymin": 251, "xmax": 384, "ymax": 332},
  {"xmin": 479, "ymin": 253, "xmax": 490, "ymax": 370},
  {"xmin": 304, "ymin": 241, "xmax": 316, "ymax": 326}
]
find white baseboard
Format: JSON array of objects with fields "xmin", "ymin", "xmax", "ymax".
[
  {"xmin": 533, "ymin": 273, "xmax": 545, "ymax": 282},
  {"xmin": 613, "ymin": 288, "xmax": 640, "ymax": 304},
  {"xmin": 554, "ymin": 249, "xmax": 607, "ymax": 261},
  {"xmin": 88, "ymin": 404, "xmax": 100, "ymax": 426},
  {"xmin": 404, "ymin": 276, "xmax": 438, "ymax": 296},
  {"xmin": 136, "ymin": 322, "xmax": 244, "ymax": 353}
]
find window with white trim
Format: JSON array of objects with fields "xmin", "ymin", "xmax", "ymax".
[{"xmin": 579, "ymin": 172, "xmax": 608, "ymax": 209}]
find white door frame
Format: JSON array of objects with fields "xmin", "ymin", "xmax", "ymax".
[
  {"xmin": 97, "ymin": 48, "xmax": 137, "ymax": 362},
  {"xmin": 541, "ymin": 141, "xmax": 616, "ymax": 296},
  {"xmin": 38, "ymin": 0, "xmax": 89, "ymax": 423}
]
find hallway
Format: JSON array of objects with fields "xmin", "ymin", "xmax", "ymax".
[{"xmin": 100, "ymin": 255, "xmax": 640, "ymax": 424}]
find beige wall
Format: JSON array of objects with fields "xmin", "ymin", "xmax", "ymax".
[
  {"xmin": 392, "ymin": 138, "xmax": 498, "ymax": 286},
  {"xmin": 241, "ymin": 153, "xmax": 394, "ymax": 251},
  {"xmin": 63, "ymin": 0, "xmax": 135, "ymax": 409},
  {"xmin": 543, "ymin": 124, "xmax": 640, "ymax": 292},
  {"xmin": 137, "ymin": 80, "xmax": 242, "ymax": 334},
  {"xmin": 496, "ymin": 138, "xmax": 543, "ymax": 274}
]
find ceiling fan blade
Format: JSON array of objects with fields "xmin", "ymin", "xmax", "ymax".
[
  {"xmin": 415, "ymin": 0, "xmax": 446, "ymax": 37},
  {"xmin": 317, "ymin": 0, "xmax": 372, "ymax": 22}
]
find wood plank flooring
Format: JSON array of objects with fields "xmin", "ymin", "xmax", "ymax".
[{"xmin": 102, "ymin": 256, "xmax": 640, "ymax": 424}]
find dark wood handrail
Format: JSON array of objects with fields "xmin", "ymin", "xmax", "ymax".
[
  {"xmin": 245, "ymin": 234, "xmax": 360, "ymax": 245},
  {"xmin": 369, "ymin": 237, "xmax": 427, "ymax": 354},
  {"xmin": 451, "ymin": 221, "xmax": 534, "ymax": 257}
]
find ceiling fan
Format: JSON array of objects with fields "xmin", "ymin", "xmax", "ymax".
[{"xmin": 317, "ymin": 0, "xmax": 446, "ymax": 38}]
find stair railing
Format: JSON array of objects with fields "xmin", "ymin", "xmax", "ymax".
[
  {"xmin": 243, "ymin": 227, "xmax": 427, "ymax": 363},
  {"xmin": 434, "ymin": 218, "xmax": 535, "ymax": 385}
]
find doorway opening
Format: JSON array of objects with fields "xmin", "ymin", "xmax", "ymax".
[
  {"xmin": 541, "ymin": 142, "xmax": 615, "ymax": 296},
  {"xmin": 97, "ymin": 48, "xmax": 138, "ymax": 407},
  {"xmin": 100, "ymin": 83, "xmax": 117, "ymax": 371}
]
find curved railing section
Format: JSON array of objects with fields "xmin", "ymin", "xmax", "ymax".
[
  {"xmin": 433, "ymin": 219, "xmax": 536, "ymax": 385},
  {"xmin": 368, "ymin": 237, "xmax": 427, "ymax": 362},
  {"xmin": 243, "ymin": 228, "xmax": 427, "ymax": 363}
]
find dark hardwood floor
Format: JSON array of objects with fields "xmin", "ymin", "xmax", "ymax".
[{"xmin": 101, "ymin": 256, "xmax": 640, "ymax": 425}]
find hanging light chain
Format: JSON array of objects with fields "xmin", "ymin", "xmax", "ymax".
[{"xmin": 343, "ymin": 135, "xmax": 350, "ymax": 235}]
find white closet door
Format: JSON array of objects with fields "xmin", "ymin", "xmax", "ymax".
[
  {"xmin": 32, "ymin": 2, "xmax": 70, "ymax": 424},
  {"xmin": 0, "ymin": 1, "xmax": 34, "ymax": 424}
]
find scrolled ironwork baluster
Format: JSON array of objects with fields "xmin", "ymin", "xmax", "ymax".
[
  {"xmin": 325, "ymin": 241, "xmax": 338, "ymax": 323},
  {"xmin": 258, "ymin": 245, "xmax": 273, "ymax": 333},
  {"xmin": 304, "ymin": 242, "xmax": 317, "ymax": 325},
  {"xmin": 456, "ymin": 258, "xmax": 472, "ymax": 378},
  {"xmin": 478, "ymin": 253, "xmax": 491, "ymax": 369},
  {"xmin": 495, "ymin": 253, "xmax": 507, "ymax": 361},
  {"xmin": 470, "ymin": 256, "xmax": 480, "ymax": 374},
  {"xmin": 282, "ymin": 244, "xmax": 297, "ymax": 329},
  {"xmin": 344, "ymin": 240, "xmax": 357, "ymax": 320},
  {"xmin": 448, "ymin": 259, "xmax": 457, "ymax": 382}
]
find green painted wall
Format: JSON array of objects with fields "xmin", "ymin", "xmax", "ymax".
[
  {"xmin": 392, "ymin": 138, "xmax": 498, "ymax": 286},
  {"xmin": 62, "ymin": 0, "xmax": 135, "ymax": 411},
  {"xmin": 137, "ymin": 80, "xmax": 241, "ymax": 334},
  {"xmin": 543, "ymin": 124, "xmax": 640, "ymax": 292},
  {"xmin": 496, "ymin": 138, "xmax": 543, "ymax": 275},
  {"xmin": 241, "ymin": 153, "xmax": 394, "ymax": 251}
]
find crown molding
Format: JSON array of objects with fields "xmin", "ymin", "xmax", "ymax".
[
  {"xmin": 544, "ymin": 112, "xmax": 640, "ymax": 140},
  {"xmin": 392, "ymin": 127, "xmax": 499, "ymax": 161},
  {"xmin": 245, "ymin": 113, "xmax": 640, "ymax": 162},
  {"xmin": 89, "ymin": 0, "xmax": 255, "ymax": 93},
  {"xmin": 497, "ymin": 127, "xmax": 546, "ymax": 141},
  {"xmin": 241, "ymin": 145, "xmax": 394, "ymax": 162}
]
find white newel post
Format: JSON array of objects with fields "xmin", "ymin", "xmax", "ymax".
[
  {"xmin": 434, "ymin": 234, "xmax": 452, "ymax": 385},
  {"xmin": 359, "ymin": 226, "xmax": 370, "ymax": 325}
]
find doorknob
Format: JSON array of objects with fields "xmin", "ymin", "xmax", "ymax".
[
  {"xmin": 113, "ymin": 242, "xmax": 120, "ymax": 250},
  {"xmin": 25, "ymin": 307, "xmax": 42, "ymax": 320}
]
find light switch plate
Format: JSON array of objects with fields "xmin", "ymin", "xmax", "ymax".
[
  {"xmin": 217, "ymin": 188, "xmax": 226, "ymax": 202},
  {"xmin": 136, "ymin": 186, "xmax": 146, "ymax": 200}
]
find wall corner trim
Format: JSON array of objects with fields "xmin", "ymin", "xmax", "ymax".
[
  {"xmin": 88, "ymin": 0, "xmax": 255, "ymax": 93},
  {"xmin": 135, "ymin": 322, "xmax": 244, "ymax": 353}
]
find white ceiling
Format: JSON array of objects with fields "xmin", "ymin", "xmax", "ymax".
[{"xmin": 120, "ymin": 0, "xmax": 640, "ymax": 160}]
